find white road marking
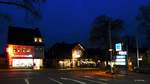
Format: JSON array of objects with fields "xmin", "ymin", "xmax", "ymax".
[
  {"xmin": 80, "ymin": 78, "xmax": 107, "ymax": 84},
  {"xmin": 97, "ymin": 78, "xmax": 109, "ymax": 82},
  {"xmin": 61, "ymin": 77, "xmax": 86, "ymax": 84},
  {"xmin": 24, "ymin": 78, "xmax": 30, "ymax": 84},
  {"xmin": 134, "ymin": 79, "xmax": 145, "ymax": 82},
  {"xmin": 48, "ymin": 77, "xmax": 63, "ymax": 84},
  {"xmin": 83, "ymin": 76, "xmax": 108, "ymax": 82},
  {"xmin": 83, "ymin": 76, "xmax": 93, "ymax": 78}
]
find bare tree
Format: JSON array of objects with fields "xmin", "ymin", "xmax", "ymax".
[
  {"xmin": 137, "ymin": 3, "xmax": 150, "ymax": 47},
  {"xmin": 89, "ymin": 15, "xmax": 123, "ymax": 49},
  {"xmin": 0, "ymin": 0, "xmax": 46, "ymax": 19}
]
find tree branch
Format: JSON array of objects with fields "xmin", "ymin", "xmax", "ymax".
[{"xmin": 0, "ymin": 1, "xmax": 40, "ymax": 18}]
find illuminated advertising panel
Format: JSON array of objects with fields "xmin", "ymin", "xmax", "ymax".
[
  {"xmin": 13, "ymin": 45, "xmax": 34, "ymax": 57},
  {"xmin": 7, "ymin": 44, "xmax": 34, "ymax": 58},
  {"xmin": 115, "ymin": 43, "xmax": 122, "ymax": 51},
  {"xmin": 115, "ymin": 55, "xmax": 126, "ymax": 65},
  {"xmin": 118, "ymin": 51, "xmax": 127, "ymax": 55},
  {"xmin": 115, "ymin": 62, "xmax": 126, "ymax": 65},
  {"xmin": 116, "ymin": 59, "xmax": 126, "ymax": 62},
  {"xmin": 116, "ymin": 55, "xmax": 125, "ymax": 59}
]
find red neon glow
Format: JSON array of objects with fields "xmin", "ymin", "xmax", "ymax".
[{"xmin": 11, "ymin": 45, "xmax": 34, "ymax": 57}]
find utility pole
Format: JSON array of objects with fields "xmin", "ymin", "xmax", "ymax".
[
  {"xmin": 108, "ymin": 21, "xmax": 113, "ymax": 73},
  {"xmin": 136, "ymin": 28, "xmax": 139, "ymax": 68}
]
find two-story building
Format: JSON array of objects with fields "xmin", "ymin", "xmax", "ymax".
[{"xmin": 7, "ymin": 26, "xmax": 44, "ymax": 69}]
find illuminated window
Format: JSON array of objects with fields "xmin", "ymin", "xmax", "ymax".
[
  {"xmin": 72, "ymin": 50, "xmax": 82, "ymax": 58},
  {"xmin": 39, "ymin": 38, "xmax": 42, "ymax": 43},
  {"xmin": 34, "ymin": 37, "xmax": 38, "ymax": 42}
]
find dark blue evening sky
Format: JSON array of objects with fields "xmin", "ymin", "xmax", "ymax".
[
  {"xmin": 40, "ymin": 0, "xmax": 149, "ymax": 45},
  {"xmin": 0, "ymin": 0, "xmax": 149, "ymax": 52}
]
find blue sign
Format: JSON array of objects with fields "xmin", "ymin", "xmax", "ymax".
[{"xmin": 115, "ymin": 43, "xmax": 122, "ymax": 51}]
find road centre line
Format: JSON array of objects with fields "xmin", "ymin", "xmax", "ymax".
[
  {"xmin": 61, "ymin": 77, "xmax": 86, "ymax": 84},
  {"xmin": 48, "ymin": 77, "xmax": 63, "ymax": 84},
  {"xmin": 24, "ymin": 78, "xmax": 30, "ymax": 84},
  {"xmin": 80, "ymin": 78, "xmax": 107, "ymax": 84}
]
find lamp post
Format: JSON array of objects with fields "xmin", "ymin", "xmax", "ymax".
[
  {"xmin": 136, "ymin": 28, "xmax": 139, "ymax": 69},
  {"xmin": 108, "ymin": 21, "xmax": 113, "ymax": 73}
]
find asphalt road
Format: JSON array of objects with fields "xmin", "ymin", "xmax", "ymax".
[{"xmin": 0, "ymin": 69, "xmax": 150, "ymax": 84}]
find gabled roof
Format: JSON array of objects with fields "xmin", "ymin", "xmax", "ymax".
[
  {"xmin": 7, "ymin": 26, "xmax": 44, "ymax": 46},
  {"xmin": 49, "ymin": 42, "xmax": 84, "ymax": 59}
]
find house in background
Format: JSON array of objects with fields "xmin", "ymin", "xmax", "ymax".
[
  {"xmin": 49, "ymin": 42, "xmax": 86, "ymax": 68},
  {"xmin": 7, "ymin": 26, "xmax": 44, "ymax": 69},
  {"xmin": 84, "ymin": 48, "xmax": 109, "ymax": 68},
  {"xmin": 48, "ymin": 42, "xmax": 108, "ymax": 68}
]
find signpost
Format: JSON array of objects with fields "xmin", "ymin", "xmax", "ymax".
[{"xmin": 114, "ymin": 43, "xmax": 128, "ymax": 74}]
